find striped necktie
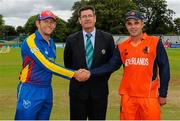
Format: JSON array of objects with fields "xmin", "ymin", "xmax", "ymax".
[{"xmin": 85, "ymin": 33, "xmax": 93, "ymax": 69}]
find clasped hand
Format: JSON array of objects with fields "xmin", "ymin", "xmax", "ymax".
[{"xmin": 73, "ymin": 69, "xmax": 90, "ymax": 82}]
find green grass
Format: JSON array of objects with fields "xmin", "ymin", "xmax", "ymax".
[{"xmin": 0, "ymin": 48, "xmax": 180, "ymax": 119}]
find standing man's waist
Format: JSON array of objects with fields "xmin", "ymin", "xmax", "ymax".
[{"xmin": 19, "ymin": 80, "xmax": 52, "ymax": 87}]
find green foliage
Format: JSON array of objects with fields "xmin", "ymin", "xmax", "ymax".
[
  {"xmin": 0, "ymin": 0, "xmax": 179, "ymax": 38},
  {"xmin": 174, "ymin": 18, "xmax": 180, "ymax": 34},
  {"xmin": 24, "ymin": 15, "xmax": 38, "ymax": 34},
  {"xmin": 51, "ymin": 17, "xmax": 68, "ymax": 42},
  {"xmin": 0, "ymin": 15, "xmax": 4, "ymax": 26},
  {"xmin": 16, "ymin": 26, "xmax": 25, "ymax": 35},
  {"xmin": 67, "ymin": 0, "xmax": 88, "ymax": 34},
  {"xmin": 0, "ymin": 15, "xmax": 5, "ymax": 38},
  {"xmin": 67, "ymin": 0, "xmax": 178, "ymax": 35},
  {"xmin": 91, "ymin": 0, "xmax": 137, "ymax": 34},
  {"xmin": 67, "ymin": 0, "xmax": 136, "ymax": 34},
  {"xmin": 2, "ymin": 25, "xmax": 17, "ymax": 37},
  {"xmin": 132, "ymin": 0, "xmax": 175, "ymax": 34},
  {"xmin": 24, "ymin": 15, "xmax": 67, "ymax": 42}
]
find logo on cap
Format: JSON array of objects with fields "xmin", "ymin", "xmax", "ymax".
[
  {"xmin": 38, "ymin": 10, "xmax": 56, "ymax": 20},
  {"xmin": 130, "ymin": 11, "xmax": 135, "ymax": 16},
  {"xmin": 125, "ymin": 10, "xmax": 143, "ymax": 21}
]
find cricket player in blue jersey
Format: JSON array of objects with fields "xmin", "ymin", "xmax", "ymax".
[{"xmin": 15, "ymin": 10, "xmax": 75, "ymax": 120}]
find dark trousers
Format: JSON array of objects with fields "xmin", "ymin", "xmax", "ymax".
[{"xmin": 70, "ymin": 95, "xmax": 108, "ymax": 120}]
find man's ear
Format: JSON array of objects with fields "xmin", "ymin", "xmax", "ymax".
[
  {"xmin": 142, "ymin": 21, "xmax": 145, "ymax": 28},
  {"xmin": 78, "ymin": 17, "xmax": 81, "ymax": 25},
  {"xmin": 94, "ymin": 15, "xmax": 96, "ymax": 23},
  {"xmin": 35, "ymin": 20, "xmax": 40, "ymax": 28}
]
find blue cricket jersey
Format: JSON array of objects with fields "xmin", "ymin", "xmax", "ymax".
[{"xmin": 19, "ymin": 31, "xmax": 74, "ymax": 86}]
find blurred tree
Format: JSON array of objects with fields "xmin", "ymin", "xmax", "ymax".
[
  {"xmin": 174, "ymin": 18, "xmax": 180, "ymax": 35},
  {"xmin": 90, "ymin": 0, "xmax": 136, "ymax": 34},
  {"xmin": 24, "ymin": 15, "xmax": 67, "ymax": 42},
  {"xmin": 52, "ymin": 17, "xmax": 68, "ymax": 42},
  {"xmin": 0, "ymin": 15, "xmax": 5, "ymax": 37},
  {"xmin": 132, "ymin": 0, "xmax": 175, "ymax": 34},
  {"xmin": 67, "ymin": 0, "xmax": 136, "ymax": 35},
  {"xmin": 24, "ymin": 15, "xmax": 38, "ymax": 34},
  {"xmin": 2, "ymin": 25, "xmax": 17, "ymax": 37},
  {"xmin": 0, "ymin": 15, "xmax": 5, "ymax": 29},
  {"xmin": 16, "ymin": 26, "xmax": 25, "ymax": 35},
  {"xmin": 67, "ymin": 0, "xmax": 88, "ymax": 34}
]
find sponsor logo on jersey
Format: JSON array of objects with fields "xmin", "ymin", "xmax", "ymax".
[
  {"xmin": 30, "ymin": 47, "xmax": 39, "ymax": 53},
  {"xmin": 125, "ymin": 57, "xmax": 149, "ymax": 66}
]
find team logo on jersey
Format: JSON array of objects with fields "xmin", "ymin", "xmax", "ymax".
[
  {"xmin": 23, "ymin": 99, "xmax": 31, "ymax": 109},
  {"xmin": 123, "ymin": 49, "xmax": 128, "ymax": 56},
  {"xmin": 45, "ymin": 50, "xmax": 48, "ymax": 55},
  {"xmin": 143, "ymin": 46, "xmax": 149, "ymax": 54},
  {"xmin": 101, "ymin": 49, "xmax": 106, "ymax": 55}
]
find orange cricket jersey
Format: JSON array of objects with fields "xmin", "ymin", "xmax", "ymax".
[{"xmin": 118, "ymin": 33, "xmax": 160, "ymax": 97}]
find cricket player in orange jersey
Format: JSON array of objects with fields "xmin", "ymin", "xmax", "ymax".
[{"xmin": 79, "ymin": 10, "xmax": 170, "ymax": 120}]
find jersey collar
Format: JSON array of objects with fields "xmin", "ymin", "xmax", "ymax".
[
  {"xmin": 35, "ymin": 30, "xmax": 53, "ymax": 45},
  {"xmin": 127, "ymin": 33, "xmax": 148, "ymax": 43}
]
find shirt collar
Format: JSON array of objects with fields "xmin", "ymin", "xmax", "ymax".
[
  {"xmin": 127, "ymin": 32, "xmax": 147, "ymax": 43},
  {"xmin": 35, "ymin": 30, "xmax": 44, "ymax": 41},
  {"xmin": 83, "ymin": 28, "xmax": 96, "ymax": 39},
  {"xmin": 35, "ymin": 30, "xmax": 52, "ymax": 44}
]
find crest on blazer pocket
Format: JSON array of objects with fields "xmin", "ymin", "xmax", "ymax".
[{"xmin": 101, "ymin": 49, "xmax": 106, "ymax": 55}]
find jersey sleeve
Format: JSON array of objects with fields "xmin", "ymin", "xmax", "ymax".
[
  {"xmin": 90, "ymin": 47, "xmax": 122, "ymax": 76},
  {"xmin": 23, "ymin": 33, "xmax": 74, "ymax": 80},
  {"xmin": 157, "ymin": 40, "xmax": 170, "ymax": 97}
]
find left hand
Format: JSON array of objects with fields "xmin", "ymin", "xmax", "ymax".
[
  {"xmin": 158, "ymin": 96, "xmax": 167, "ymax": 106},
  {"xmin": 74, "ymin": 69, "xmax": 90, "ymax": 82}
]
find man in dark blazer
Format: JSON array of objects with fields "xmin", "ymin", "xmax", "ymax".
[{"xmin": 64, "ymin": 5, "xmax": 115, "ymax": 120}]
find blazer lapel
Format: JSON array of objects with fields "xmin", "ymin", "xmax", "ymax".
[
  {"xmin": 77, "ymin": 31, "xmax": 87, "ymax": 67},
  {"xmin": 92, "ymin": 30, "xmax": 101, "ymax": 68}
]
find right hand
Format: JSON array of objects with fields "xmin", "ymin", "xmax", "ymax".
[{"xmin": 74, "ymin": 69, "xmax": 90, "ymax": 82}]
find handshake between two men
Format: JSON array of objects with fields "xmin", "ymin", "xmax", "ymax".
[{"xmin": 73, "ymin": 69, "xmax": 91, "ymax": 82}]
